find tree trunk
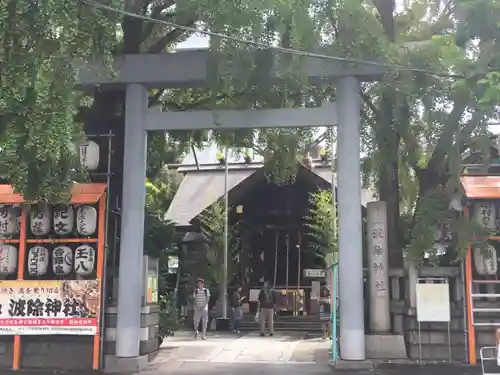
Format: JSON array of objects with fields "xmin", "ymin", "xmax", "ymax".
[{"xmin": 376, "ymin": 92, "xmax": 403, "ymax": 268}]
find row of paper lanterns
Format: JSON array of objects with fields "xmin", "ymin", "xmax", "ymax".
[
  {"xmin": 0, "ymin": 205, "xmax": 97, "ymax": 237},
  {"xmin": 0, "ymin": 244, "xmax": 95, "ymax": 276},
  {"xmin": 428, "ymin": 203, "xmax": 499, "ymax": 276},
  {"xmin": 472, "ymin": 202, "xmax": 498, "ymax": 275}
]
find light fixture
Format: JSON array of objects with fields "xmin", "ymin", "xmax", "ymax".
[
  {"xmin": 216, "ymin": 152, "xmax": 226, "ymax": 165},
  {"xmin": 236, "ymin": 205, "xmax": 244, "ymax": 214}
]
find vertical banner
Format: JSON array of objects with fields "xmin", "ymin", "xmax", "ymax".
[{"xmin": 366, "ymin": 201, "xmax": 391, "ymax": 333}]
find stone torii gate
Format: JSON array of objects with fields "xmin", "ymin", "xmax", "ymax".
[{"xmin": 76, "ymin": 49, "xmax": 384, "ymax": 368}]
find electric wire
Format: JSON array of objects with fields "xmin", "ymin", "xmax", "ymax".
[{"xmin": 81, "ymin": 0, "xmax": 464, "ymax": 79}]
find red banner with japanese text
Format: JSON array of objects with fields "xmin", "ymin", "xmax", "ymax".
[{"xmin": 0, "ymin": 280, "xmax": 100, "ymax": 335}]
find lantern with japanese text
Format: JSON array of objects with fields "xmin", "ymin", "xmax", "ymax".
[
  {"xmin": 473, "ymin": 245, "xmax": 498, "ymax": 275},
  {"xmin": 79, "ymin": 140, "xmax": 100, "ymax": 171},
  {"xmin": 28, "ymin": 246, "xmax": 49, "ymax": 276},
  {"xmin": 0, "ymin": 205, "xmax": 16, "ymax": 236},
  {"xmin": 0, "ymin": 245, "xmax": 17, "ymax": 275},
  {"xmin": 74, "ymin": 245, "xmax": 95, "ymax": 275},
  {"xmin": 76, "ymin": 205, "xmax": 97, "ymax": 236},
  {"xmin": 53, "ymin": 205, "xmax": 74, "ymax": 236},
  {"xmin": 12, "ymin": 205, "xmax": 21, "ymax": 235},
  {"xmin": 30, "ymin": 206, "xmax": 51, "ymax": 236},
  {"xmin": 473, "ymin": 202, "xmax": 497, "ymax": 229},
  {"xmin": 52, "ymin": 246, "xmax": 73, "ymax": 276}
]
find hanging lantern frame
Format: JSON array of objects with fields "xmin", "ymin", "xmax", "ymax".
[{"xmin": 0, "ymin": 183, "xmax": 107, "ymax": 371}]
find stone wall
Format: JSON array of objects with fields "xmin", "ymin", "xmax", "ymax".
[
  {"xmin": 0, "ymin": 336, "xmax": 93, "ymax": 370},
  {"xmin": 388, "ymin": 266, "xmax": 496, "ymax": 362}
]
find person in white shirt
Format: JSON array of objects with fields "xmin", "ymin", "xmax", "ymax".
[{"xmin": 193, "ymin": 277, "xmax": 210, "ymax": 339}]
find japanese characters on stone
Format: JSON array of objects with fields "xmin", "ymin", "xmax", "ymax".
[{"xmin": 371, "ymin": 223, "xmax": 387, "ymax": 294}]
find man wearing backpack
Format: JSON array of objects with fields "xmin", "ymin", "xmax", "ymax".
[
  {"xmin": 193, "ymin": 277, "xmax": 210, "ymax": 339},
  {"xmin": 257, "ymin": 279, "xmax": 276, "ymax": 337}
]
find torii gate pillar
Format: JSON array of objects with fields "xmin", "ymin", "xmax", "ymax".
[{"xmin": 336, "ymin": 76, "xmax": 366, "ymax": 360}]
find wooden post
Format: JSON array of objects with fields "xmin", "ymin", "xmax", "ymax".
[
  {"xmin": 12, "ymin": 208, "xmax": 27, "ymax": 370},
  {"xmin": 93, "ymin": 193, "xmax": 107, "ymax": 370}
]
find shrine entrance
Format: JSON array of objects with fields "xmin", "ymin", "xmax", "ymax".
[{"xmin": 75, "ymin": 50, "xmax": 384, "ymax": 370}]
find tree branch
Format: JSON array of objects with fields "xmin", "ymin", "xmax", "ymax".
[
  {"xmin": 148, "ymin": 19, "xmax": 197, "ymax": 53},
  {"xmin": 371, "ymin": 0, "xmax": 395, "ymax": 40},
  {"xmin": 426, "ymin": 96, "xmax": 469, "ymax": 172},
  {"xmin": 148, "ymin": 89, "xmax": 166, "ymax": 107},
  {"xmin": 458, "ymin": 110, "xmax": 487, "ymax": 153},
  {"xmin": 360, "ymin": 90, "xmax": 379, "ymax": 121},
  {"xmin": 142, "ymin": 4, "xmax": 174, "ymax": 42}
]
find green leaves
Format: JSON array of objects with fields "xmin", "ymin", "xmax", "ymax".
[
  {"xmin": 304, "ymin": 190, "xmax": 337, "ymax": 266},
  {"xmin": 0, "ymin": 0, "xmax": 118, "ymax": 202},
  {"xmin": 198, "ymin": 200, "xmax": 240, "ymax": 289}
]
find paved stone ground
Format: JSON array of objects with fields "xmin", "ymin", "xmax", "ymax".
[
  {"xmin": 4, "ymin": 332, "xmax": 488, "ymax": 375},
  {"xmin": 137, "ymin": 332, "xmax": 487, "ymax": 375},
  {"xmin": 140, "ymin": 331, "xmax": 332, "ymax": 374}
]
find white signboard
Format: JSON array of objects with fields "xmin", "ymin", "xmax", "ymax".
[
  {"xmin": 416, "ymin": 283, "xmax": 450, "ymax": 322},
  {"xmin": 303, "ymin": 269, "xmax": 326, "ymax": 278}
]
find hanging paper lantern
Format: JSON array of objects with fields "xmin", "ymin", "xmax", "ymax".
[
  {"xmin": 473, "ymin": 245, "xmax": 498, "ymax": 276},
  {"xmin": 74, "ymin": 245, "xmax": 95, "ymax": 275},
  {"xmin": 52, "ymin": 246, "xmax": 73, "ymax": 276},
  {"xmin": 473, "ymin": 202, "xmax": 497, "ymax": 229},
  {"xmin": 79, "ymin": 141, "xmax": 100, "ymax": 171},
  {"xmin": 53, "ymin": 206, "xmax": 74, "ymax": 236},
  {"xmin": 0, "ymin": 205, "xmax": 16, "ymax": 236},
  {"xmin": 27, "ymin": 246, "xmax": 49, "ymax": 276},
  {"xmin": 30, "ymin": 206, "xmax": 51, "ymax": 236},
  {"xmin": 11, "ymin": 205, "xmax": 21, "ymax": 235},
  {"xmin": 0, "ymin": 245, "xmax": 17, "ymax": 275},
  {"xmin": 76, "ymin": 205, "xmax": 97, "ymax": 236}
]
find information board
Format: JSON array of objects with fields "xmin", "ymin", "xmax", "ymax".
[{"xmin": 416, "ymin": 282, "xmax": 450, "ymax": 322}]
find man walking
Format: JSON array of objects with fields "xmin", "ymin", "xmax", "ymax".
[
  {"xmin": 258, "ymin": 279, "xmax": 276, "ymax": 337},
  {"xmin": 231, "ymin": 285, "xmax": 245, "ymax": 336},
  {"xmin": 193, "ymin": 278, "xmax": 210, "ymax": 340}
]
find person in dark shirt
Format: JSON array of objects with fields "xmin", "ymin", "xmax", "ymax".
[
  {"xmin": 258, "ymin": 279, "xmax": 276, "ymax": 336},
  {"xmin": 231, "ymin": 286, "xmax": 245, "ymax": 336},
  {"xmin": 318, "ymin": 283, "xmax": 331, "ymax": 339}
]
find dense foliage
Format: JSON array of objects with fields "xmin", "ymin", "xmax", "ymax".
[
  {"xmin": 304, "ymin": 189, "xmax": 338, "ymax": 266},
  {"xmin": 2, "ymin": 0, "xmax": 500, "ymax": 265},
  {"xmin": 0, "ymin": 0, "xmax": 119, "ymax": 201}
]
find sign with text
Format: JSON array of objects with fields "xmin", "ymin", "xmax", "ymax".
[
  {"xmin": 366, "ymin": 201, "xmax": 390, "ymax": 333},
  {"xmin": 0, "ymin": 280, "xmax": 100, "ymax": 335}
]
